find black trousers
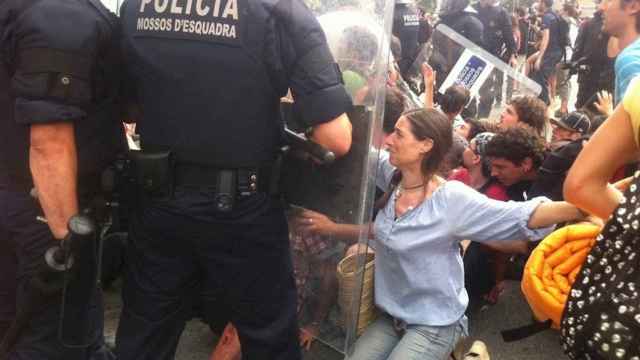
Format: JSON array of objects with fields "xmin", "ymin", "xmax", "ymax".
[
  {"xmin": 0, "ymin": 186, "xmax": 16, "ymax": 340},
  {"xmin": 0, "ymin": 189, "xmax": 112, "ymax": 360},
  {"xmin": 530, "ymin": 50, "xmax": 563, "ymax": 105},
  {"xmin": 115, "ymin": 187, "xmax": 301, "ymax": 360}
]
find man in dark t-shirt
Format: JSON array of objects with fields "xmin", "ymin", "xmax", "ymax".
[{"xmin": 530, "ymin": 0, "xmax": 564, "ymax": 105}]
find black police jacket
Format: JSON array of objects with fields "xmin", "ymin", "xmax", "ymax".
[
  {"xmin": 393, "ymin": 3, "xmax": 421, "ymax": 75},
  {"xmin": 121, "ymin": 0, "xmax": 352, "ymax": 168},
  {"xmin": 473, "ymin": 3, "xmax": 516, "ymax": 60},
  {"xmin": 529, "ymin": 139, "xmax": 584, "ymax": 201},
  {"xmin": 0, "ymin": 0, "xmax": 125, "ymax": 191}
]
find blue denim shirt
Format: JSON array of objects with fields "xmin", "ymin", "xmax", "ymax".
[{"xmin": 372, "ymin": 152, "xmax": 554, "ymax": 326}]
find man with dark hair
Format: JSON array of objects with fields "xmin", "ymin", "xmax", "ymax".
[
  {"xmin": 600, "ymin": 0, "xmax": 640, "ymax": 103},
  {"xmin": 485, "ymin": 127, "xmax": 546, "ymax": 201},
  {"xmin": 530, "ymin": 0, "xmax": 565, "ymax": 105},
  {"xmin": 530, "ymin": 112, "xmax": 591, "ymax": 201},
  {"xmin": 498, "ymin": 95, "xmax": 548, "ymax": 136}
]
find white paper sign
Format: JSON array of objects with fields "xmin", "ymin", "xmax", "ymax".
[{"xmin": 438, "ymin": 49, "xmax": 495, "ymax": 98}]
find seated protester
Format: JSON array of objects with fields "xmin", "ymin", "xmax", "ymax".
[
  {"xmin": 485, "ymin": 126, "xmax": 547, "ymax": 201},
  {"xmin": 440, "ymin": 133, "xmax": 469, "ymax": 178},
  {"xmin": 449, "ymin": 133, "xmax": 511, "ymax": 306},
  {"xmin": 529, "ymin": 112, "xmax": 591, "ymax": 201},
  {"xmin": 455, "ymin": 117, "xmax": 488, "ymax": 141},
  {"xmin": 297, "ymin": 109, "xmax": 592, "ymax": 360},
  {"xmin": 498, "ymin": 95, "xmax": 548, "ymax": 137}
]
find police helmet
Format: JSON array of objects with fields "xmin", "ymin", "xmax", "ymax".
[{"xmin": 439, "ymin": 0, "xmax": 469, "ymax": 16}]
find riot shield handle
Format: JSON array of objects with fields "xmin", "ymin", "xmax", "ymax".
[
  {"xmin": 45, "ymin": 215, "xmax": 96, "ymax": 272},
  {"xmin": 284, "ymin": 127, "xmax": 336, "ymax": 165}
]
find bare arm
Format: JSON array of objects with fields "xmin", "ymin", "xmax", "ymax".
[
  {"xmin": 296, "ymin": 209, "xmax": 370, "ymax": 243},
  {"xmin": 535, "ymin": 29, "xmax": 549, "ymax": 69},
  {"xmin": 527, "ymin": 201, "xmax": 585, "ymax": 229},
  {"xmin": 30, "ymin": 122, "xmax": 79, "ymax": 240},
  {"xmin": 564, "ymin": 104, "xmax": 638, "ymax": 218},
  {"xmin": 310, "ymin": 113, "xmax": 353, "ymax": 158},
  {"xmin": 421, "ymin": 63, "xmax": 435, "ymax": 109}
]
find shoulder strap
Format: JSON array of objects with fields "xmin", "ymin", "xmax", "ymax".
[
  {"xmin": 85, "ymin": 0, "xmax": 117, "ymax": 30},
  {"xmin": 0, "ymin": 0, "xmax": 45, "ymax": 76}
]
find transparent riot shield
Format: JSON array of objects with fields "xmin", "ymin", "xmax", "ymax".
[
  {"xmin": 279, "ymin": 1, "xmax": 394, "ymax": 357},
  {"xmin": 406, "ymin": 23, "xmax": 543, "ymax": 120}
]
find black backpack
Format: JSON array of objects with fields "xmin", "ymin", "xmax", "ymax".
[{"xmin": 553, "ymin": 12, "xmax": 572, "ymax": 56}]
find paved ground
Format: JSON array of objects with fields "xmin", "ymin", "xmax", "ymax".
[{"xmin": 104, "ymin": 280, "xmax": 567, "ymax": 360}]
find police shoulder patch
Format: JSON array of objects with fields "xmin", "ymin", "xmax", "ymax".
[{"xmin": 133, "ymin": 0, "xmax": 242, "ymax": 46}]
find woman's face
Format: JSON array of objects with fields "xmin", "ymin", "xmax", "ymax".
[
  {"xmin": 499, "ymin": 105, "xmax": 520, "ymax": 130},
  {"xmin": 384, "ymin": 116, "xmax": 433, "ymax": 169}
]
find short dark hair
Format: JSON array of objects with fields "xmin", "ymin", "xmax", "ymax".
[
  {"xmin": 464, "ymin": 118, "xmax": 487, "ymax": 140},
  {"xmin": 516, "ymin": 6, "xmax": 527, "ymax": 17},
  {"xmin": 383, "ymin": 87, "xmax": 406, "ymax": 134},
  {"xmin": 510, "ymin": 96, "xmax": 547, "ymax": 135},
  {"xmin": 440, "ymin": 85, "xmax": 470, "ymax": 115},
  {"xmin": 543, "ymin": 0, "xmax": 553, "ymax": 9},
  {"xmin": 485, "ymin": 126, "xmax": 546, "ymax": 169}
]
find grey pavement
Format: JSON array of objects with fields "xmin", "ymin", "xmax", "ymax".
[{"xmin": 104, "ymin": 280, "xmax": 567, "ymax": 360}]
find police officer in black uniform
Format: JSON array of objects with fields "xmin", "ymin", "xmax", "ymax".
[
  {"xmin": 0, "ymin": 0, "xmax": 124, "ymax": 358},
  {"xmin": 571, "ymin": 9, "xmax": 615, "ymax": 111},
  {"xmin": 474, "ymin": 0, "xmax": 517, "ymax": 118},
  {"xmin": 0, "ymin": 170, "xmax": 14, "ymax": 341},
  {"xmin": 116, "ymin": 0, "xmax": 353, "ymax": 358},
  {"xmin": 393, "ymin": 0, "xmax": 421, "ymax": 77}
]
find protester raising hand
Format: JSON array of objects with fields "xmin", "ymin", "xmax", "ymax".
[
  {"xmin": 594, "ymin": 90, "xmax": 614, "ymax": 117},
  {"xmin": 421, "ymin": 62, "xmax": 436, "ymax": 109}
]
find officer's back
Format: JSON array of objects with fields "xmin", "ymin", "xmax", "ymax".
[
  {"xmin": 121, "ymin": 0, "xmax": 349, "ymax": 167},
  {"xmin": 118, "ymin": 0, "xmax": 352, "ymax": 359}
]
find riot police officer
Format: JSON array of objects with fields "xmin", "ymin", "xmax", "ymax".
[
  {"xmin": 116, "ymin": 0, "xmax": 353, "ymax": 358},
  {"xmin": 393, "ymin": 0, "xmax": 421, "ymax": 77},
  {"xmin": 0, "ymin": 0, "xmax": 124, "ymax": 358}
]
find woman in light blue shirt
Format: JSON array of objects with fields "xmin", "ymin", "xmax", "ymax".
[{"xmin": 299, "ymin": 108, "xmax": 593, "ymax": 360}]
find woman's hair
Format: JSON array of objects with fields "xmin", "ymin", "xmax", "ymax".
[
  {"xmin": 376, "ymin": 109, "xmax": 453, "ymax": 209},
  {"xmin": 404, "ymin": 108, "xmax": 454, "ymax": 178},
  {"xmin": 440, "ymin": 85, "xmax": 470, "ymax": 115}
]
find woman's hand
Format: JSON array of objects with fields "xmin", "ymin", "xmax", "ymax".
[
  {"xmin": 293, "ymin": 210, "xmax": 337, "ymax": 237},
  {"xmin": 299, "ymin": 324, "xmax": 320, "ymax": 351},
  {"xmin": 594, "ymin": 90, "xmax": 614, "ymax": 116}
]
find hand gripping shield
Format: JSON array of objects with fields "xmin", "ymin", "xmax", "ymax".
[{"xmin": 279, "ymin": 1, "xmax": 395, "ymax": 357}]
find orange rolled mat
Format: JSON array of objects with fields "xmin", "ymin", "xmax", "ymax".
[{"xmin": 521, "ymin": 223, "xmax": 601, "ymax": 328}]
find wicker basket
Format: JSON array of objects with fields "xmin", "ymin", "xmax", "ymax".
[{"xmin": 336, "ymin": 252, "xmax": 378, "ymax": 336}]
